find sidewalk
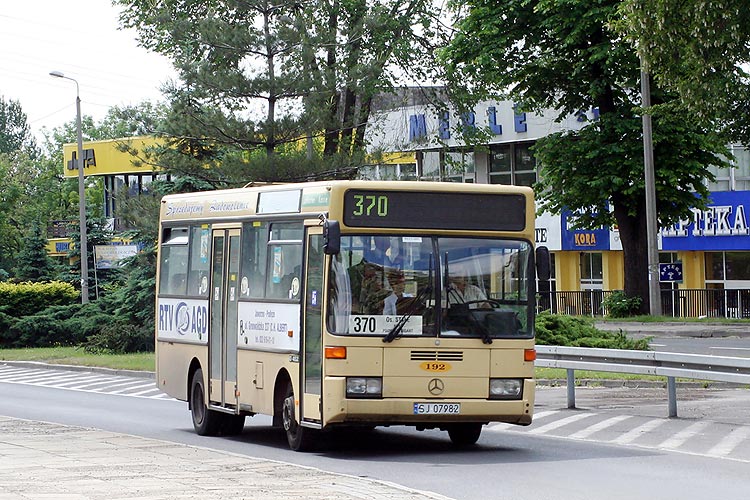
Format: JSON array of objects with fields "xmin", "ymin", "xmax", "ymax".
[
  {"xmin": 0, "ymin": 416, "xmax": 449, "ymax": 500},
  {"xmin": 595, "ymin": 320, "xmax": 750, "ymax": 338}
]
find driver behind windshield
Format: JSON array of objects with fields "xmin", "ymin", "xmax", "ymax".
[{"xmin": 448, "ymin": 269, "xmax": 489, "ymax": 308}]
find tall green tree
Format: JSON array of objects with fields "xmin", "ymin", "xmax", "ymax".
[
  {"xmin": 115, "ymin": 0, "xmax": 439, "ymax": 180},
  {"xmin": 441, "ymin": 0, "xmax": 730, "ymax": 313},
  {"xmin": 0, "ymin": 150, "xmax": 70, "ymax": 277},
  {"xmin": 0, "ymin": 96, "xmax": 37, "ymax": 155},
  {"xmin": 13, "ymin": 223, "xmax": 58, "ymax": 281},
  {"xmin": 617, "ymin": 0, "xmax": 750, "ymax": 144}
]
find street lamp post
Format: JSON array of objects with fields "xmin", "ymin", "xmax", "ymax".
[{"xmin": 49, "ymin": 71, "xmax": 89, "ymax": 304}]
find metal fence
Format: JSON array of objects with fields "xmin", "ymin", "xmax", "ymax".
[{"xmin": 538, "ymin": 288, "xmax": 750, "ymax": 319}]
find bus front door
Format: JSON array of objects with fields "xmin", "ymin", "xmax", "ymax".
[
  {"xmin": 301, "ymin": 228, "xmax": 324, "ymax": 424},
  {"xmin": 209, "ymin": 228, "xmax": 241, "ymax": 409}
]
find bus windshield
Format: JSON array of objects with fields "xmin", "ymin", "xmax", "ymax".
[{"xmin": 327, "ymin": 235, "xmax": 533, "ymax": 340}]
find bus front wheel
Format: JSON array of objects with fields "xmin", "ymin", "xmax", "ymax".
[
  {"xmin": 282, "ymin": 384, "xmax": 316, "ymax": 451},
  {"xmin": 447, "ymin": 423, "xmax": 482, "ymax": 446},
  {"xmin": 190, "ymin": 368, "xmax": 222, "ymax": 436}
]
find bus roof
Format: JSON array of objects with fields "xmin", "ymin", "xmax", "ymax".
[{"xmin": 160, "ymin": 180, "xmax": 534, "ymax": 235}]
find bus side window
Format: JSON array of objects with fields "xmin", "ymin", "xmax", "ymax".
[
  {"xmin": 159, "ymin": 227, "xmax": 189, "ymax": 296},
  {"xmin": 265, "ymin": 222, "xmax": 303, "ymax": 300},
  {"xmin": 267, "ymin": 244, "xmax": 302, "ymax": 300},
  {"xmin": 241, "ymin": 222, "xmax": 268, "ymax": 298},
  {"xmin": 188, "ymin": 225, "xmax": 210, "ymax": 297}
]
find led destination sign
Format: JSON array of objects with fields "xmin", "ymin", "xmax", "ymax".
[{"xmin": 343, "ymin": 190, "xmax": 526, "ymax": 231}]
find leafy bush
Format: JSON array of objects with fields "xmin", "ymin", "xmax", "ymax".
[
  {"xmin": 602, "ymin": 290, "xmax": 643, "ymax": 318},
  {"xmin": 83, "ymin": 321, "xmax": 153, "ymax": 354},
  {"xmin": 535, "ymin": 311, "xmax": 651, "ymax": 350},
  {"xmin": 0, "ymin": 281, "xmax": 78, "ymax": 318},
  {"xmin": 0, "ymin": 303, "xmax": 114, "ymax": 349}
]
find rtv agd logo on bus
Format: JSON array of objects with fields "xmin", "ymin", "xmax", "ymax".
[{"xmin": 158, "ymin": 301, "xmax": 208, "ymax": 340}]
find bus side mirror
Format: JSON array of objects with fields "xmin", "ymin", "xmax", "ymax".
[
  {"xmin": 323, "ymin": 219, "xmax": 340, "ymax": 255},
  {"xmin": 536, "ymin": 246, "xmax": 550, "ymax": 281}
]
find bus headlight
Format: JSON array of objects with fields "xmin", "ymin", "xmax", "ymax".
[
  {"xmin": 346, "ymin": 377, "xmax": 382, "ymax": 398},
  {"xmin": 489, "ymin": 378, "xmax": 523, "ymax": 400}
]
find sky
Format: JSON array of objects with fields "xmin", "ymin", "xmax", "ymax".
[{"xmin": 0, "ymin": 0, "xmax": 176, "ymax": 141}]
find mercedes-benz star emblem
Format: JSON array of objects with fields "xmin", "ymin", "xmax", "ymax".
[{"xmin": 428, "ymin": 378, "xmax": 444, "ymax": 395}]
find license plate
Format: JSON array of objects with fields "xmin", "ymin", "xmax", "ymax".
[{"xmin": 413, "ymin": 403, "xmax": 461, "ymax": 415}]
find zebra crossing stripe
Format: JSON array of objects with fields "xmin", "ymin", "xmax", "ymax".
[
  {"xmin": 657, "ymin": 421, "xmax": 712, "ymax": 450},
  {"xmin": 128, "ymin": 386, "xmax": 162, "ymax": 397},
  {"xmin": 108, "ymin": 382, "xmax": 157, "ymax": 395},
  {"xmin": 610, "ymin": 418, "xmax": 666, "ymax": 445},
  {"xmin": 0, "ymin": 369, "xmax": 54, "ymax": 381},
  {"xmin": 528, "ymin": 412, "xmax": 597, "ymax": 434},
  {"xmin": 531, "ymin": 410, "xmax": 561, "ymax": 420},
  {"xmin": 707, "ymin": 426, "xmax": 750, "ymax": 457},
  {"xmin": 569, "ymin": 415, "xmax": 634, "ymax": 440}
]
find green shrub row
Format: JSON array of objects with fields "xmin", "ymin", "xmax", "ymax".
[
  {"xmin": 0, "ymin": 302, "xmax": 152, "ymax": 353},
  {"xmin": 535, "ymin": 311, "xmax": 651, "ymax": 350},
  {"xmin": 0, "ymin": 281, "xmax": 79, "ymax": 317}
]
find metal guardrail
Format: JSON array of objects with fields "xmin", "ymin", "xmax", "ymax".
[{"xmin": 535, "ymin": 345, "xmax": 750, "ymax": 417}]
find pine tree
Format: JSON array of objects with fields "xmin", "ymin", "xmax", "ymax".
[{"xmin": 14, "ymin": 223, "xmax": 57, "ymax": 281}]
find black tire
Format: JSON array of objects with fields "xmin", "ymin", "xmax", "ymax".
[
  {"xmin": 190, "ymin": 368, "xmax": 222, "ymax": 436},
  {"xmin": 281, "ymin": 383, "xmax": 317, "ymax": 451},
  {"xmin": 220, "ymin": 414, "xmax": 246, "ymax": 436},
  {"xmin": 447, "ymin": 423, "xmax": 482, "ymax": 447}
]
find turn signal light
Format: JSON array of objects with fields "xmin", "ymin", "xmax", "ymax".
[
  {"xmin": 325, "ymin": 346, "xmax": 347, "ymax": 359},
  {"xmin": 524, "ymin": 349, "xmax": 536, "ymax": 362}
]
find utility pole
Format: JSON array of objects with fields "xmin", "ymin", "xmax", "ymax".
[{"xmin": 640, "ymin": 61, "xmax": 661, "ymax": 316}]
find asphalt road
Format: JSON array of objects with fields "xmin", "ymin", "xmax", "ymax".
[{"xmin": 1, "ymin": 363, "xmax": 749, "ymax": 500}]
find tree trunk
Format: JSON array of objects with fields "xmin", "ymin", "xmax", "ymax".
[
  {"xmin": 352, "ymin": 95, "xmax": 372, "ymax": 152},
  {"xmin": 612, "ymin": 195, "xmax": 651, "ymax": 314},
  {"xmin": 339, "ymin": 87, "xmax": 357, "ymax": 155},
  {"xmin": 322, "ymin": 6, "xmax": 339, "ymax": 157},
  {"xmin": 323, "ymin": 91, "xmax": 340, "ymax": 157}
]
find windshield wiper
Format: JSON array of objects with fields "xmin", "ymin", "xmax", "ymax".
[
  {"xmin": 384, "ymin": 256, "xmax": 434, "ymax": 344},
  {"xmin": 382, "ymin": 284, "xmax": 432, "ymax": 343}
]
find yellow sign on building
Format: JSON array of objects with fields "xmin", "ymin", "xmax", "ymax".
[{"xmin": 62, "ymin": 136, "xmax": 163, "ymax": 178}]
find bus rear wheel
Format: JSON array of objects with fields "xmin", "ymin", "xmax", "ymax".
[
  {"xmin": 447, "ymin": 423, "xmax": 482, "ymax": 447},
  {"xmin": 282, "ymin": 384, "xmax": 316, "ymax": 451},
  {"xmin": 190, "ymin": 368, "xmax": 222, "ymax": 436}
]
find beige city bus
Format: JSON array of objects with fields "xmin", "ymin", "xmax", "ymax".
[{"xmin": 156, "ymin": 180, "xmax": 549, "ymax": 450}]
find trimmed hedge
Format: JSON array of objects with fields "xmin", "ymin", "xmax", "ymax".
[
  {"xmin": 0, "ymin": 281, "xmax": 78, "ymax": 318},
  {"xmin": 536, "ymin": 311, "xmax": 651, "ymax": 350}
]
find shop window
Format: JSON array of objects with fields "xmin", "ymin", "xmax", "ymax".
[
  {"xmin": 489, "ymin": 143, "xmax": 537, "ymax": 186},
  {"xmin": 705, "ymin": 251, "xmax": 750, "ymax": 285},
  {"xmin": 659, "ymin": 252, "xmax": 680, "ymax": 290},
  {"xmin": 580, "ymin": 252, "xmax": 603, "ymax": 290},
  {"xmin": 444, "ymin": 151, "xmax": 475, "ymax": 183},
  {"xmin": 732, "ymin": 146, "xmax": 750, "ymax": 191},
  {"xmin": 420, "ymin": 152, "xmax": 441, "ymax": 181}
]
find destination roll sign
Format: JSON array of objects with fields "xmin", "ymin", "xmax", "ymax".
[{"xmin": 343, "ymin": 189, "xmax": 526, "ymax": 231}]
